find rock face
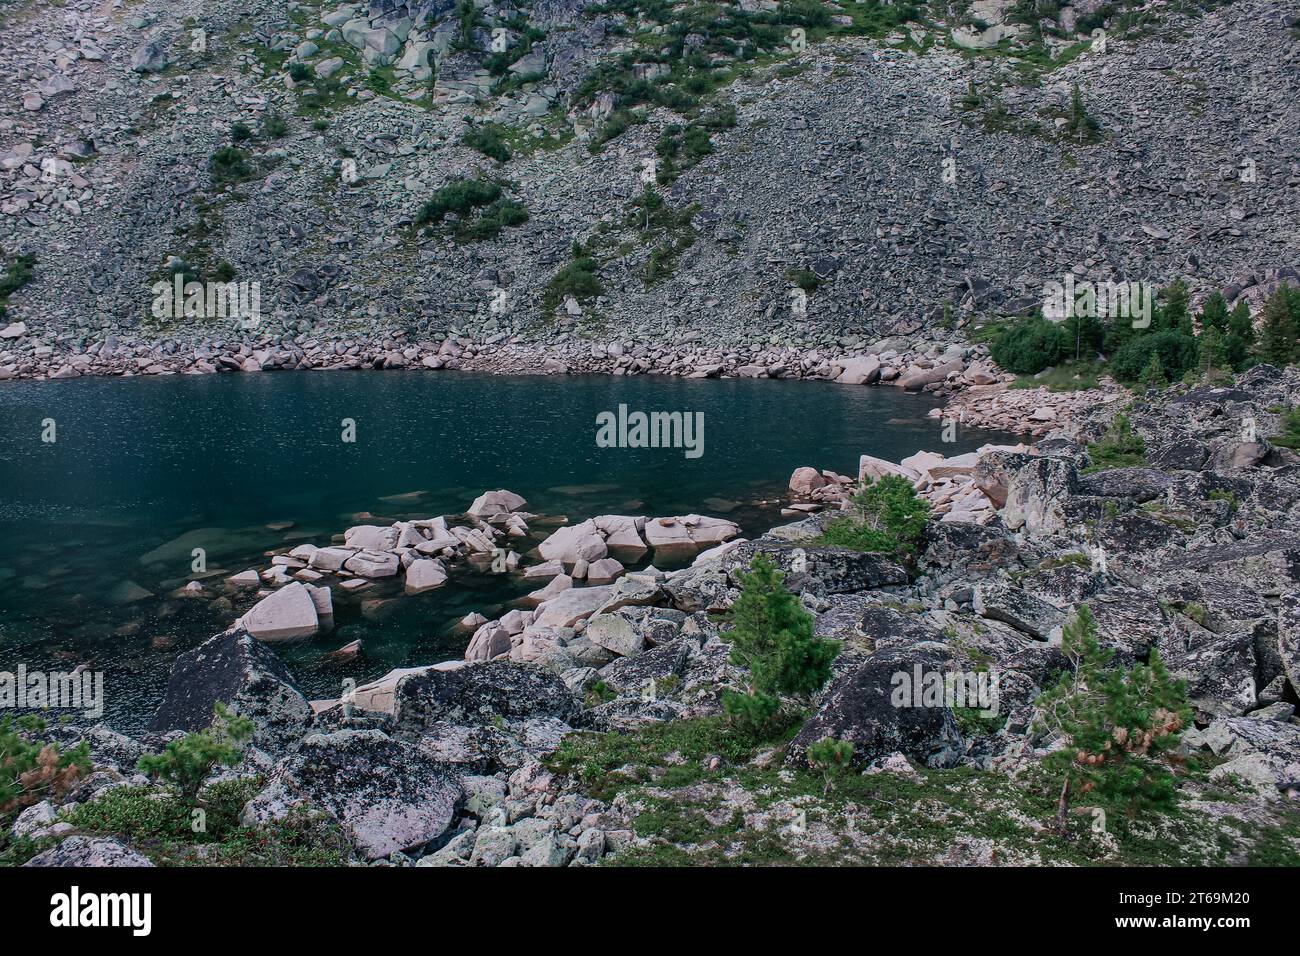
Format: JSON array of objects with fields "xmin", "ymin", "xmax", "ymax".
[
  {"xmin": 789, "ymin": 648, "xmax": 964, "ymax": 769},
  {"xmin": 24, "ymin": 836, "xmax": 154, "ymax": 867},
  {"xmin": 149, "ymin": 627, "xmax": 312, "ymax": 754},
  {"xmin": 244, "ymin": 729, "xmax": 461, "ymax": 860}
]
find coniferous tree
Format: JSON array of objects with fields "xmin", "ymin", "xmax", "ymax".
[
  {"xmin": 1228, "ymin": 300, "xmax": 1255, "ymax": 343},
  {"xmin": 1198, "ymin": 325, "xmax": 1227, "ymax": 379},
  {"xmin": 1138, "ymin": 352, "xmax": 1166, "ymax": 390},
  {"xmin": 1159, "ymin": 279, "xmax": 1190, "ymax": 335},
  {"xmin": 722, "ymin": 554, "xmax": 840, "ymax": 733},
  {"xmin": 1199, "ymin": 291, "xmax": 1229, "ymax": 333},
  {"xmin": 1035, "ymin": 606, "xmax": 1191, "ymax": 836},
  {"xmin": 1256, "ymin": 287, "xmax": 1297, "ymax": 367}
]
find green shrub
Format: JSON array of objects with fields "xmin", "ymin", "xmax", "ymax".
[
  {"xmin": 230, "ymin": 121, "xmax": 253, "ymax": 142},
  {"xmin": 288, "ymin": 62, "xmax": 312, "ymax": 83},
  {"xmin": 456, "ymin": 198, "xmax": 530, "ymax": 242},
  {"xmin": 137, "ymin": 703, "xmax": 253, "ymax": 802},
  {"xmin": 1035, "ymin": 604, "xmax": 1190, "ymax": 834},
  {"xmin": 417, "ymin": 178, "xmax": 502, "ymax": 228},
  {"xmin": 542, "ymin": 241, "xmax": 604, "ymax": 311},
  {"xmin": 787, "ymin": 268, "xmax": 820, "ymax": 293},
  {"xmin": 1256, "ymin": 285, "xmax": 1297, "ymax": 367},
  {"xmin": 0, "ymin": 716, "xmax": 90, "ymax": 813},
  {"xmin": 817, "ymin": 474, "xmax": 930, "ymax": 557},
  {"xmin": 991, "ymin": 318, "xmax": 1066, "ymax": 374},
  {"xmin": 1270, "ymin": 408, "xmax": 1300, "ymax": 450},
  {"xmin": 208, "ymin": 146, "xmax": 253, "ymax": 187},
  {"xmin": 1062, "ymin": 82, "xmax": 1100, "ymax": 141},
  {"xmin": 806, "ymin": 736, "xmax": 855, "ymax": 793},
  {"xmin": 1110, "ymin": 330, "xmax": 1199, "ymax": 383},
  {"xmin": 722, "ymin": 554, "xmax": 840, "ymax": 734},
  {"xmin": 262, "ymin": 112, "xmax": 288, "ymax": 138},
  {"xmin": 462, "ymin": 123, "xmax": 512, "ymax": 163},
  {"xmin": 1086, "ymin": 412, "xmax": 1145, "ymax": 471}
]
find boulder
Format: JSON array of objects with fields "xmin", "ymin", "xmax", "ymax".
[
  {"xmin": 344, "ymin": 525, "xmax": 399, "ymax": 551},
  {"xmin": 789, "ymin": 647, "xmax": 964, "ymax": 769},
  {"xmin": 239, "ymin": 581, "xmax": 321, "ymax": 641},
  {"xmin": 972, "ymin": 583, "xmax": 1062, "ymax": 640},
  {"xmin": 468, "ymin": 489, "xmax": 526, "ymax": 517},
  {"xmin": 242, "ymin": 729, "xmax": 461, "ymax": 860},
  {"xmin": 130, "ymin": 37, "xmax": 170, "ymax": 73},
  {"xmin": 789, "ymin": 466, "xmax": 827, "ymax": 496},
  {"xmin": 835, "ymin": 355, "xmax": 881, "ymax": 385},
  {"xmin": 24, "ymin": 836, "xmax": 153, "ymax": 867},
  {"xmin": 585, "ymin": 614, "xmax": 646, "ymax": 657},
  {"xmin": 392, "ymin": 659, "xmax": 577, "ymax": 732},
  {"xmin": 148, "ymin": 627, "xmax": 313, "ymax": 754},
  {"xmin": 344, "ymin": 550, "xmax": 400, "ymax": 578},
  {"xmin": 538, "ymin": 519, "xmax": 608, "ymax": 566},
  {"xmin": 404, "ymin": 558, "xmax": 448, "ymax": 593},
  {"xmin": 533, "ymin": 584, "xmax": 612, "ymax": 627}
]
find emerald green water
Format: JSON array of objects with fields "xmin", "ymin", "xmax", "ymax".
[{"xmin": 0, "ymin": 372, "xmax": 1020, "ymax": 730}]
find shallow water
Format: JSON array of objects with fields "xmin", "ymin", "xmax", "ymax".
[{"xmin": 0, "ymin": 371, "xmax": 1022, "ymax": 730}]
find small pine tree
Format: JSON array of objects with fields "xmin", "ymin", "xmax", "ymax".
[
  {"xmin": 806, "ymin": 737, "xmax": 856, "ymax": 794},
  {"xmin": 137, "ymin": 703, "xmax": 254, "ymax": 802},
  {"xmin": 1198, "ymin": 325, "xmax": 1226, "ymax": 379},
  {"xmin": 1159, "ymin": 279, "xmax": 1190, "ymax": 334},
  {"xmin": 1228, "ymin": 300, "xmax": 1254, "ymax": 344},
  {"xmin": 1138, "ymin": 352, "xmax": 1166, "ymax": 390},
  {"xmin": 722, "ymin": 554, "xmax": 840, "ymax": 733},
  {"xmin": 1199, "ymin": 291, "xmax": 1229, "ymax": 333},
  {"xmin": 1256, "ymin": 286, "xmax": 1297, "ymax": 367},
  {"xmin": 1064, "ymin": 83, "xmax": 1099, "ymax": 140},
  {"xmin": 1035, "ymin": 606, "xmax": 1191, "ymax": 836}
]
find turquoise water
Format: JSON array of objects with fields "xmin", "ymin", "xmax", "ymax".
[{"xmin": 0, "ymin": 372, "xmax": 1021, "ymax": 730}]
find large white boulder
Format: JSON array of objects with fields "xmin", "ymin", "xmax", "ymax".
[
  {"xmin": 240, "ymin": 582, "xmax": 320, "ymax": 642},
  {"xmin": 468, "ymin": 489, "xmax": 526, "ymax": 517},
  {"xmin": 404, "ymin": 558, "xmax": 448, "ymax": 594},
  {"xmin": 538, "ymin": 519, "xmax": 608, "ymax": 566}
]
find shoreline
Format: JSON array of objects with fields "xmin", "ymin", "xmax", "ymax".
[{"xmin": 0, "ymin": 328, "xmax": 1125, "ymax": 437}]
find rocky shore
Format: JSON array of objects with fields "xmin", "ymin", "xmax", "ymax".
[{"xmin": 11, "ymin": 364, "xmax": 1300, "ymax": 867}]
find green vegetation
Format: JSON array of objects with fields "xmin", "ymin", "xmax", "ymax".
[
  {"xmin": 721, "ymin": 554, "xmax": 839, "ymax": 734},
  {"xmin": 1256, "ymin": 284, "xmax": 1300, "ymax": 367},
  {"xmin": 817, "ymin": 474, "xmax": 930, "ymax": 557},
  {"xmin": 1035, "ymin": 604, "xmax": 1191, "ymax": 834},
  {"xmin": 1008, "ymin": 361, "xmax": 1103, "ymax": 392},
  {"xmin": 1269, "ymin": 407, "xmax": 1300, "ymax": 450},
  {"xmin": 626, "ymin": 185, "xmax": 697, "ymax": 285},
  {"xmin": 230, "ymin": 121, "xmax": 253, "ymax": 142},
  {"xmin": 61, "ymin": 780, "xmax": 357, "ymax": 866},
  {"xmin": 462, "ymin": 122, "xmax": 512, "ymax": 163},
  {"xmin": 806, "ymin": 737, "xmax": 855, "ymax": 794},
  {"xmin": 262, "ymin": 111, "xmax": 288, "ymax": 138},
  {"xmin": 787, "ymin": 267, "xmax": 820, "ymax": 294},
  {"xmin": 990, "ymin": 317, "xmax": 1066, "ymax": 374},
  {"xmin": 542, "ymin": 240, "xmax": 605, "ymax": 312},
  {"xmin": 415, "ymin": 178, "xmax": 529, "ymax": 243},
  {"xmin": 208, "ymin": 146, "xmax": 254, "ymax": 187},
  {"xmin": 1, "ymin": 716, "xmax": 90, "ymax": 813},
  {"xmin": 137, "ymin": 703, "xmax": 253, "ymax": 802},
  {"xmin": 0, "ymin": 249, "xmax": 35, "ymax": 319},
  {"xmin": 1061, "ymin": 82, "xmax": 1101, "ymax": 142},
  {"xmin": 1085, "ymin": 412, "xmax": 1146, "ymax": 471}
]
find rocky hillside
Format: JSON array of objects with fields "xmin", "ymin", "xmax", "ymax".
[
  {"xmin": 0, "ymin": 0, "xmax": 1298, "ymax": 375},
  {"xmin": 8, "ymin": 364, "xmax": 1300, "ymax": 867}
]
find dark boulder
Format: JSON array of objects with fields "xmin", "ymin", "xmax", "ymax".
[
  {"xmin": 1077, "ymin": 467, "xmax": 1174, "ymax": 502},
  {"xmin": 789, "ymin": 646, "xmax": 964, "ymax": 769},
  {"xmin": 148, "ymin": 627, "xmax": 312, "ymax": 755},
  {"xmin": 392, "ymin": 659, "xmax": 576, "ymax": 735},
  {"xmin": 721, "ymin": 542, "xmax": 908, "ymax": 594}
]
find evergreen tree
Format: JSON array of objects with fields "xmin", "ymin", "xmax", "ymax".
[
  {"xmin": 1198, "ymin": 325, "xmax": 1227, "ymax": 378},
  {"xmin": 1199, "ymin": 291, "xmax": 1229, "ymax": 333},
  {"xmin": 1064, "ymin": 83, "xmax": 1099, "ymax": 141},
  {"xmin": 1035, "ymin": 606, "xmax": 1191, "ymax": 836},
  {"xmin": 1228, "ymin": 300, "xmax": 1254, "ymax": 344},
  {"xmin": 1256, "ymin": 287, "xmax": 1297, "ymax": 367},
  {"xmin": 1138, "ymin": 352, "xmax": 1166, "ymax": 390},
  {"xmin": 722, "ymin": 554, "xmax": 840, "ymax": 733},
  {"xmin": 1159, "ymin": 279, "xmax": 1190, "ymax": 334}
]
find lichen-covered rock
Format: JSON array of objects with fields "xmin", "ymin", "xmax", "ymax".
[
  {"xmin": 721, "ymin": 541, "xmax": 908, "ymax": 594},
  {"xmin": 24, "ymin": 835, "xmax": 154, "ymax": 867},
  {"xmin": 788, "ymin": 647, "xmax": 964, "ymax": 769},
  {"xmin": 392, "ymin": 659, "xmax": 577, "ymax": 734},
  {"xmin": 1000, "ymin": 455, "xmax": 1079, "ymax": 536},
  {"xmin": 148, "ymin": 627, "xmax": 312, "ymax": 754},
  {"xmin": 242, "ymin": 729, "xmax": 461, "ymax": 860}
]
